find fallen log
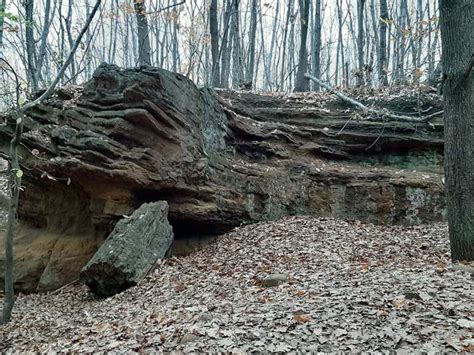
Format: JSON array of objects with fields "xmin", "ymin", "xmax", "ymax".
[{"xmin": 80, "ymin": 201, "xmax": 173, "ymax": 297}]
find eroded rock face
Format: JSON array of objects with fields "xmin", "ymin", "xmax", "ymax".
[{"xmin": 0, "ymin": 64, "xmax": 446, "ymax": 292}]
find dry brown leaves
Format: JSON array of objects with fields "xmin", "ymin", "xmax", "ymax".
[{"xmin": 0, "ymin": 216, "xmax": 472, "ymax": 352}]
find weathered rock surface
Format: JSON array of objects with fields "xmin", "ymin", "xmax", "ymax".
[
  {"xmin": 262, "ymin": 273, "xmax": 289, "ymax": 287},
  {"xmin": 80, "ymin": 201, "xmax": 173, "ymax": 296},
  {"xmin": 0, "ymin": 64, "xmax": 446, "ymax": 292}
]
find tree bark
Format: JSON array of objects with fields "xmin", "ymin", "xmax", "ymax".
[
  {"xmin": 311, "ymin": 0, "xmax": 322, "ymax": 91},
  {"xmin": 0, "ymin": 0, "xmax": 7, "ymax": 53},
  {"xmin": 220, "ymin": 0, "xmax": 232, "ymax": 88},
  {"xmin": 24, "ymin": 0, "xmax": 38, "ymax": 92},
  {"xmin": 294, "ymin": 0, "xmax": 310, "ymax": 92},
  {"xmin": 379, "ymin": 0, "xmax": 389, "ymax": 85},
  {"xmin": 440, "ymin": 0, "xmax": 474, "ymax": 261},
  {"xmin": 34, "ymin": 0, "xmax": 53, "ymax": 87},
  {"xmin": 134, "ymin": 0, "xmax": 152, "ymax": 66},
  {"xmin": 356, "ymin": 0, "xmax": 366, "ymax": 86},
  {"xmin": 64, "ymin": 0, "xmax": 76, "ymax": 82},
  {"xmin": 335, "ymin": 0, "xmax": 345, "ymax": 87},
  {"xmin": 280, "ymin": 0, "xmax": 293, "ymax": 91},
  {"xmin": 209, "ymin": 0, "xmax": 220, "ymax": 87},
  {"xmin": 245, "ymin": 0, "xmax": 257, "ymax": 87},
  {"xmin": 231, "ymin": 0, "xmax": 243, "ymax": 88}
]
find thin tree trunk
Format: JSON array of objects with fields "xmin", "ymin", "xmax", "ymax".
[
  {"xmin": 280, "ymin": 0, "xmax": 293, "ymax": 91},
  {"xmin": 415, "ymin": 0, "xmax": 423, "ymax": 70},
  {"xmin": 356, "ymin": 0, "xmax": 366, "ymax": 86},
  {"xmin": 209, "ymin": 0, "xmax": 220, "ymax": 86},
  {"xmin": 440, "ymin": 0, "xmax": 474, "ymax": 262},
  {"xmin": 172, "ymin": 0, "xmax": 180, "ymax": 72},
  {"xmin": 24, "ymin": 0, "xmax": 38, "ymax": 91},
  {"xmin": 220, "ymin": 0, "xmax": 232, "ymax": 88},
  {"xmin": 294, "ymin": 0, "xmax": 310, "ymax": 92},
  {"xmin": 64, "ymin": 0, "xmax": 77, "ymax": 82},
  {"xmin": 264, "ymin": 0, "xmax": 279, "ymax": 90},
  {"xmin": 379, "ymin": 0, "xmax": 389, "ymax": 85},
  {"xmin": 0, "ymin": 0, "xmax": 5, "ymax": 51},
  {"xmin": 369, "ymin": 0, "xmax": 380, "ymax": 86},
  {"xmin": 312, "ymin": 0, "xmax": 322, "ymax": 91},
  {"xmin": 398, "ymin": 0, "xmax": 408, "ymax": 82},
  {"xmin": 245, "ymin": 0, "xmax": 257, "ymax": 87},
  {"xmin": 34, "ymin": 0, "xmax": 53, "ymax": 86},
  {"xmin": 134, "ymin": 0, "xmax": 152, "ymax": 66},
  {"xmin": 230, "ymin": 0, "xmax": 243, "ymax": 88},
  {"xmin": 257, "ymin": 2, "xmax": 270, "ymax": 90},
  {"xmin": 335, "ymin": 0, "xmax": 345, "ymax": 87}
]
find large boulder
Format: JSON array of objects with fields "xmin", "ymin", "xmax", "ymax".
[{"xmin": 80, "ymin": 201, "xmax": 173, "ymax": 297}]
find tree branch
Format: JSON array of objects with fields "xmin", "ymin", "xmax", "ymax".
[
  {"xmin": 21, "ymin": 0, "xmax": 102, "ymax": 112},
  {"xmin": 146, "ymin": 0, "xmax": 186, "ymax": 15},
  {"xmin": 304, "ymin": 73, "xmax": 443, "ymax": 123}
]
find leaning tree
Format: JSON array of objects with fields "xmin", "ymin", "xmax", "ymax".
[{"xmin": 440, "ymin": 0, "xmax": 474, "ymax": 261}]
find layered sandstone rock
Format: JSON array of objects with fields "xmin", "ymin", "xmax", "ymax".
[{"xmin": 0, "ymin": 64, "xmax": 445, "ymax": 292}]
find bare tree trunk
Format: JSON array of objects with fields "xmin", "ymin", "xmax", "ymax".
[
  {"xmin": 288, "ymin": 0, "xmax": 297, "ymax": 88},
  {"xmin": 294, "ymin": 0, "xmax": 310, "ymax": 92},
  {"xmin": 171, "ymin": 1, "xmax": 180, "ymax": 72},
  {"xmin": 24, "ymin": 0, "xmax": 38, "ymax": 91},
  {"xmin": 428, "ymin": 1, "xmax": 441, "ymax": 86},
  {"xmin": 311, "ymin": 0, "xmax": 322, "ymax": 90},
  {"xmin": 85, "ymin": 0, "xmax": 94, "ymax": 76},
  {"xmin": 230, "ymin": 0, "xmax": 243, "ymax": 88},
  {"xmin": 267, "ymin": 0, "xmax": 279, "ymax": 90},
  {"xmin": 379, "ymin": 0, "xmax": 389, "ymax": 85},
  {"xmin": 398, "ymin": 0, "xmax": 408, "ymax": 82},
  {"xmin": 335, "ymin": 0, "xmax": 345, "ymax": 87},
  {"xmin": 220, "ymin": 0, "xmax": 232, "ymax": 88},
  {"xmin": 415, "ymin": 0, "xmax": 423, "ymax": 70},
  {"xmin": 440, "ymin": 0, "xmax": 474, "ymax": 262},
  {"xmin": 245, "ymin": 0, "xmax": 257, "ymax": 87},
  {"xmin": 369, "ymin": 0, "xmax": 379, "ymax": 86},
  {"xmin": 134, "ymin": 0, "xmax": 152, "ymax": 66},
  {"xmin": 280, "ymin": 0, "xmax": 293, "ymax": 91},
  {"xmin": 0, "ymin": 0, "xmax": 6, "ymax": 53},
  {"xmin": 64, "ymin": 0, "xmax": 77, "ymax": 82},
  {"xmin": 108, "ymin": 0, "xmax": 119, "ymax": 63},
  {"xmin": 356, "ymin": 0, "xmax": 366, "ymax": 86},
  {"xmin": 34, "ymin": 0, "xmax": 53, "ymax": 86},
  {"xmin": 1, "ymin": 107, "xmax": 23, "ymax": 325},
  {"xmin": 209, "ymin": 0, "xmax": 220, "ymax": 86}
]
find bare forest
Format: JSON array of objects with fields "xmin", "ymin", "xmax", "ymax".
[
  {"xmin": 0, "ymin": 0, "xmax": 442, "ymax": 103},
  {"xmin": 0, "ymin": 0, "xmax": 473, "ymax": 352}
]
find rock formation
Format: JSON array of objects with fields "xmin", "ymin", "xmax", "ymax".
[{"xmin": 0, "ymin": 64, "xmax": 445, "ymax": 292}]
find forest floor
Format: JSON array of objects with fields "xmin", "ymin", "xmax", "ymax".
[{"xmin": 0, "ymin": 217, "xmax": 473, "ymax": 352}]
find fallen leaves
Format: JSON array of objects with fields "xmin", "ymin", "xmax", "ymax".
[
  {"xmin": 293, "ymin": 313, "xmax": 312, "ymax": 323},
  {"xmin": 0, "ymin": 217, "xmax": 472, "ymax": 352}
]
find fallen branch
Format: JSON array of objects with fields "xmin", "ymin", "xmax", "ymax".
[{"xmin": 304, "ymin": 73, "xmax": 443, "ymax": 123}]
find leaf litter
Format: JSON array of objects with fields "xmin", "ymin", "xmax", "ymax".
[{"xmin": 0, "ymin": 216, "xmax": 472, "ymax": 352}]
